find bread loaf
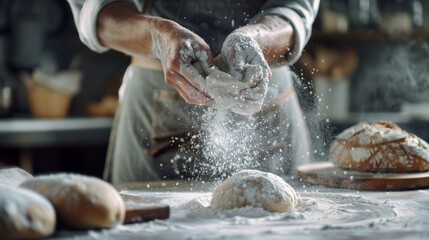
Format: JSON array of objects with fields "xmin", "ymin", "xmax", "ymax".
[
  {"xmin": 0, "ymin": 186, "xmax": 55, "ymax": 239},
  {"xmin": 330, "ymin": 121, "xmax": 429, "ymax": 172},
  {"xmin": 20, "ymin": 174, "xmax": 125, "ymax": 229}
]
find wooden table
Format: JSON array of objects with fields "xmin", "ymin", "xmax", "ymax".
[{"xmin": 52, "ymin": 179, "xmax": 429, "ymax": 239}]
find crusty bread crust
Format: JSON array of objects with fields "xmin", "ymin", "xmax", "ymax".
[
  {"xmin": 0, "ymin": 186, "xmax": 55, "ymax": 239},
  {"xmin": 20, "ymin": 174, "xmax": 125, "ymax": 229},
  {"xmin": 330, "ymin": 121, "xmax": 429, "ymax": 172}
]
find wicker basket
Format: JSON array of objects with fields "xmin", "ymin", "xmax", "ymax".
[{"xmin": 26, "ymin": 81, "xmax": 72, "ymax": 118}]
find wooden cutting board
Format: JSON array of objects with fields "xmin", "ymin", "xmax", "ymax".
[
  {"xmin": 297, "ymin": 162, "xmax": 429, "ymax": 191},
  {"xmin": 121, "ymin": 194, "xmax": 170, "ymax": 224}
]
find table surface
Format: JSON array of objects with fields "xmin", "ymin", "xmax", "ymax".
[
  {"xmin": 0, "ymin": 117, "xmax": 113, "ymax": 147},
  {"xmin": 51, "ymin": 178, "xmax": 429, "ymax": 240}
]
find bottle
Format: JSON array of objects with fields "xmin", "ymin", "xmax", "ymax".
[{"xmin": 0, "ymin": 69, "xmax": 15, "ymax": 117}]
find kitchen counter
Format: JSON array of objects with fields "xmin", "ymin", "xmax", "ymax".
[
  {"xmin": 0, "ymin": 117, "xmax": 113, "ymax": 148},
  {"xmin": 51, "ymin": 179, "xmax": 429, "ymax": 240},
  {"xmin": 0, "ymin": 117, "xmax": 113, "ymax": 173}
]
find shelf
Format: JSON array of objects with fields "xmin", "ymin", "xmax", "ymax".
[
  {"xmin": 0, "ymin": 117, "xmax": 113, "ymax": 148},
  {"xmin": 310, "ymin": 29, "xmax": 429, "ymax": 42}
]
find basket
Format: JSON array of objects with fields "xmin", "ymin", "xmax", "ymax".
[{"xmin": 26, "ymin": 81, "xmax": 72, "ymax": 118}]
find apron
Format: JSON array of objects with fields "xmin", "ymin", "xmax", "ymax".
[{"xmin": 104, "ymin": 64, "xmax": 311, "ymax": 183}]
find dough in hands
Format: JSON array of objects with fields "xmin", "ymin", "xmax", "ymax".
[
  {"xmin": 210, "ymin": 170, "xmax": 300, "ymax": 212},
  {"xmin": 20, "ymin": 174, "xmax": 125, "ymax": 230},
  {"xmin": 205, "ymin": 65, "xmax": 264, "ymax": 115},
  {"xmin": 0, "ymin": 186, "xmax": 55, "ymax": 239},
  {"xmin": 330, "ymin": 121, "xmax": 429, "ymax": 172}
]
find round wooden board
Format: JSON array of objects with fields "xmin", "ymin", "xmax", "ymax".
[{"xmin": 297, "ymin": 162, "xmax": 429, "ymax": 191}]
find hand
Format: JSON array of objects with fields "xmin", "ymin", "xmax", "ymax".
[
  {"xmin": 205, "ymin": 65, "xmax": 266, "ymax": 115},
  {"xmin": 220, "ymin": 32, "xmax": 272, "ymax": 114},
  {"xmin": 154, "ymin": 20, "xmax": 214, "ymax": 105}
]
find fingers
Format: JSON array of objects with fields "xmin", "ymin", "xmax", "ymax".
[
  {"xmin": 239, "ymin": 65, "xmax": 269, "ymax": 100},
  {"xmin": 230, "ymin": 96, "xmax": 264, "ymax": 116},
  {"xmin": 163, "ymin": 35, "xmax": 217, "ymax": 106},
  {"xmin": 226, "ymin": 48, "xmax": 245, "ymax": 80},
  {"xmin": 176, "ymin": 39, "xmax": 215, "ymax": 92},
  {"xmin": 193, "ymin": 43, "xmax": 215, "ymax": 74},
  {"xmin": 249, "ymin": 53, "xmax": 272, "ymax": 80},
  {"xmin": 165, "ymin": 70, "xmax": 214, "ymax": 106},
  {"xmin": 180, "ymin": 62, "xmax": 208, "ymax": 88},
  {"xmin": 240, "ymin": 80, "xmax": 269, "ymax": 101}
]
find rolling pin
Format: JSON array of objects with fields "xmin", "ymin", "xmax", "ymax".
[{"xmin": 121, "ymin": 194, "xmax": 170, "ymax": 224}]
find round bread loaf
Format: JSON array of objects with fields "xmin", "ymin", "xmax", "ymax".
[
  {"xmin": 330, "ymin": 121, "xmax": 429, "ymax": 172},
  {"xmin": 210, "ymin": 170, "xmax": 300, "ymax": 212},
  {"xmin": 20, "ymin": 174, "xmax": 125, "ymax": 229},
  {"xmin": 0, "ymin": 186, "xmax": 55, "ymax": 239}
]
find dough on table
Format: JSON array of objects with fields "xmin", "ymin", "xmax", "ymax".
[
  {"xmin": 20, "ymin": 174, "xmax": 125, "ymax": 229},
  {"xmin": 210, "ymin": 170, "xmax": 300, "ymax": 212},
  {"xmin": 0, "ymin": 186, "xmax": 55, "ymax": 239},
  {"xmin": 330, "ymin": 121, "xmax": 429, "ymax": 172}
]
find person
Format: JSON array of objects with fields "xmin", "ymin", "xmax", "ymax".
[{"xmin": 67, "ymin": 0, "xmax": 320, "ymax": 183}]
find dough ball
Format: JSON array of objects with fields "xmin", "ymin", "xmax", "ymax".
[
  {"xmin": 330, "ymin": 121, "xmax": 429, "ymax": 172},
  {"xmin": 0, "ymin": 186, "xmax": 55, "ymax": 239},
  {"xmin": 0, "ymin": 167, "xmax": 33, "ymax": 187},
  {"xmin": 210, "ymin": 170, "xmax": 300, "ymax": 212},
  {"xmin": 20, "ymin": 174, "xmax": 125, "ymax": 229}
]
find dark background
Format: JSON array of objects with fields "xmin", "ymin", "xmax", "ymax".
[{"xmin": 1, "ymin": 0, "xmax": 429, "ymax": 178}]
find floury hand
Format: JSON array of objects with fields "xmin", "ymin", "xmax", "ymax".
[
  {"xmin": 153, "ymin": 20, "xmax": 216, "ymax": 106},
  {"xmin": 191, "ymin": 33, "xmax": 271, "ymax": 115},
  {"xmin": 221, "ymin": 32, "xmax": 271, "ymax": 106}
]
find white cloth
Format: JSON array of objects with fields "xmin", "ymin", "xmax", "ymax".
[{"xmin": 67, "ymin": 0, "xmax": 133, "ymax": 53}]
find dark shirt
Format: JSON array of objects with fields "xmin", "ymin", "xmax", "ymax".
[{"xmin": 152, "ymin": 0, "xmax": 265, "ymax": 55}]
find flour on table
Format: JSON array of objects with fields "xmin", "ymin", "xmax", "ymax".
[{"xmin": 210, "ymin": 170, "xmax": 300, "ymax": 212}]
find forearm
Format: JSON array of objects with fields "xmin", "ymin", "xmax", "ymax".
[
  {"xmin": 97, "ymin": 2, "xmax": 164, "ymax": 58},
  {"xmin": 233, "ymin": 16, "xmax": 294, "ymax": 65}
]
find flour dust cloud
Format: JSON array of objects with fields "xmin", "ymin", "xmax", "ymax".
[{"xmin": 196, "ymin": 109, "xmax": 261, "ymax": 180}]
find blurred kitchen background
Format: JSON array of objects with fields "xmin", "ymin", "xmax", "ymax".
[{"xmin": 0, "ymin": 0, "xmax": 429, "ymax": 177}]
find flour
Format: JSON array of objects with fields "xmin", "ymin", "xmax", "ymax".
[
  {"xmin": 220, "ymin": 32, "xmax": 269, "ymax": 82},
  {"xmin": 210, "ymin": 170, "xmax": 300, "ymax": 212},
  {"xmin": 177, "ymin": 40, "xmax": 211, "ymax": 98},
  {"xmin": 205, "ymin": 63, "xmax": 266, "ymax": 115},
  {"xmin": 20, "ymin": 173, "xmax": 95, "ymax": 206},
  {"xmin": 203, "ymin": 32, "xmax": 269, "ymax": 115},
  {"xmin": 205, "ymin": 66, "xmax": 258, "ymax": 113},
  {"xmin": 194, "ymin": 109, "xmax": 262, "ymax": 179},
  {"xmin": 63, "ymin": 180, "xmax": 429, "ymax": 240}
]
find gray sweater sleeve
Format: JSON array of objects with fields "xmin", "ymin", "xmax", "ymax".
[{"xmin": 251, "ymin": 0, "xmax": 320, "ymax": 64}]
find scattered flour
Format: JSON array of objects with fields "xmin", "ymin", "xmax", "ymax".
[
  {"xmin": 60, "ymin": 180, "xmax": 429, "ymax": 240},
  {"xmin": 195, "ymin": 109, "xmax": 262, "ymax": 179},
  {"xmin": 205, "ymin": 65, "xmax": 261, "ymax": 115}
]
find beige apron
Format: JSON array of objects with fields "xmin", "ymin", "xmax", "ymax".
[{"xmin": 104, "ymin": 58, "xmax": 311, "ymax": 183}]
